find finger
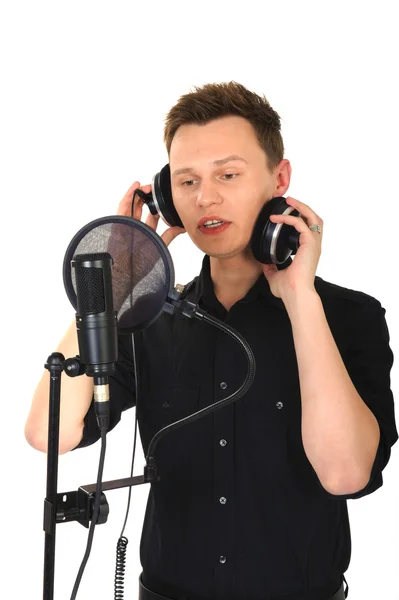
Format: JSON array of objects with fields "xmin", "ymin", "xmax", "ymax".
[
  {"xmin": 141, "ymin": 184, "xmax": 152, "ymax": 195},
  {"xmin": 117, "ymin": 181, "xmax": 141, "ymax": 217},
  {"xmin": 145, "ymin": 211, "xmax": 160, "ymax": 230},
  {"xmin": 269, "ymin": 213, "xmax": 312, "ymax": 234},
  {"xmin": 161, "ymin": 226, "xmax": 186, "ymax": 247},
  {"xmin": 133, "ymin": 184, "xmax": 153, "ymax": 220},
  {"xmin": 262, "ymin": 263, "xmax": 278, "ymax": 279},
  {"xmin": 286, "ymin": 197, "xmax": 322, "ymax": 223},
  {"xmin": 125, "ymin": 181, "xmax": 140, "ymax": 195},
  {"xmin": 132, "ymin": 191, "xmax": 146, "ymax": 220}
]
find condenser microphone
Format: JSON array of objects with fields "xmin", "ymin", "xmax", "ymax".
[{"xmin": 71, "ymin": 252, "xmax": 118, "ymax": 432}]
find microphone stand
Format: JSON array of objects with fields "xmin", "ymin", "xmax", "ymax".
[
  {"xmin": 42, "ymin": 351, "xmax": 148, "ymax": 600},
  {"xmin": 41, "ymin": 295, "xmax": 256, "ymax": 600},
  {"xmin": 43, "ymin": 353, "xmax": 63, "ymax": 600}
]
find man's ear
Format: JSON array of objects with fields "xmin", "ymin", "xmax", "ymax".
[{"xmin": 273, "ymin": 159, "xmax": 291, "ymax": 197}]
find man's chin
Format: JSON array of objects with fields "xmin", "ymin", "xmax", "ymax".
[
  {"xmin": 187, "ymin": 231, "xmax": 256, "ymax": 261},
  {"xmin": 203, "ymin": 245, "xmax": 256, "ymax": 262}
]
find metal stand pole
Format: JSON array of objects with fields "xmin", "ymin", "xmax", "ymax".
[{"xmin": 43, "ymin": 352, "xmax": 64, "ymax": 600}]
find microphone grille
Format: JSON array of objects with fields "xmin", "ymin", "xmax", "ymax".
[
  {"xmin": 73, "ymin": 253, "xmax": 111, "ymax": 315},
  {"xmin": 76, "ymin": 267, "xmax": 105, "ymax": 314}
]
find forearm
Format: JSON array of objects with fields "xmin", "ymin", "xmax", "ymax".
[
  {"xmin": 25, "ymin": 319, "xmax": 94, "ymax": 454},
  {"xmin": 283, "ymin": 289, "xmax": 380, "ymax": 495}
]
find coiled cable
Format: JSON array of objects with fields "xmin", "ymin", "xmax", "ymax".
[
  {"xmin": 113, "ymin": 330, "xmax": 140, "ymax": 599},
  {"xmin": 114, "ymin": 536, "xmax": 129, "ymax": 599}
]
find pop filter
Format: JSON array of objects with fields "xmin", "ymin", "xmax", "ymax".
[{"xmin": 63, "ymin": 216, "xmax": 175, "ymax": 334}]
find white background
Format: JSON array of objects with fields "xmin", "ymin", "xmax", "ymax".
[{"xmin": 1, "ymin": 1, "xmax": 398, "ymax": 599}]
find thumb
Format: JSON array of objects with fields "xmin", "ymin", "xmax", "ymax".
[{"xmin": 262, "ymin": 263, "xmax": 278, "ymax": 281}]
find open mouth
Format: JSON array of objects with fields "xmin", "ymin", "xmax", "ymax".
[
  {"xmin": 202, "ymin": 220, "xmax": 225, "ymax": 229},
  {"xmin": 198, "ymin": 221, "xmax": 231, "ymax": 235}
]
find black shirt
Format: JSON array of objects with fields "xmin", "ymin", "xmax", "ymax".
[{"xmin": 73, "ymin": 254, "xmax": 398, "ymax": 600}]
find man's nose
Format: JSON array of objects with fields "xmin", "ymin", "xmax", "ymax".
[{"xmin": 196, "ymin": 180, "xmax": 223, "ymax": 207}]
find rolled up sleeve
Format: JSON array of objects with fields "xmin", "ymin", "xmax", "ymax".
[{"xmin": 334, "ymin": 298, "xmax": 398, "ymax": 499}]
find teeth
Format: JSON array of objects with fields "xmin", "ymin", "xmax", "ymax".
[{"xmin": 203, "ymin": 220, "xmax": 224, "ymax": 227}]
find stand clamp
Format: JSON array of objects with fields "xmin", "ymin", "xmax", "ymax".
[{"xmin": 44, "ymin": 488, "xmax": 109, "ymax": 533}]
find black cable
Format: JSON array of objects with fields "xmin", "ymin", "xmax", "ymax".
[
  {"xmin": 113, "ymin": 192, "xmax": 142, "ymax": 598},
  {"xmin": 113, "ymin": 332, "xmax": 140, "ymax": 599},
  {"xmin": 70, "ymin": 429, "xmax": 107, "ymax": 600},
  {"xmin": 114, "ymin": 536, "xmax": 129, "ymax": 599}
]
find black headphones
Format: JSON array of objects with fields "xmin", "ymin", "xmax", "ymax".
[{"xmin": 135, "ymin": 164, "xmax": 301, "ymax": 265}]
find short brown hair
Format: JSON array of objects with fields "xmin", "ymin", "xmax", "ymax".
[{"xmin": 163, "ymin": 81, "xmax": 284, "ymax": 173}]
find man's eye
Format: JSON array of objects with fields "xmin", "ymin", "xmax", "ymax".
[{"xmin": 182, "ymin": 174, "xmax": 237, "ymax": 186}]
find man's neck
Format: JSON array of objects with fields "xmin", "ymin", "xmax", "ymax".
[{"xmin": 209, "ymin": 254, "xmax": 263, "ymax": 307}]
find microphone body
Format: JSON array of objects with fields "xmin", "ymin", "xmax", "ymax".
[
  {"xmin": 71, "ymin": 252, "xmax": 118, "ymax": 432},
  {"xmin": 75, "ymin": 311, "xmax": 118, "ymax": 377}
]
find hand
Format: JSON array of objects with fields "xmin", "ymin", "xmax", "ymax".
[
  {"xmin": 261, "ymin": 197, "xmax": 323, "ymax": 299},
  {"xmin": 108, "ymin": 181, "xmax": 186, "ymax": 312},
  {"xmin": 117, "ymin": 181, "xmax": 186, "ymax": 247}
]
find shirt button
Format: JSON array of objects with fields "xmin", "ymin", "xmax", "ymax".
[
  {"xmin": 220, "ymin": 382, "xmax": 227, "ymax": 390},
  {"xmin": 219, "ymin": 496, "xmax": 227, "ymax": 504},
  {"xmin": 219, "ymin": 556, "xmax": 227, "ymax": 564},
  {"xmin": 219, "ymin": 439, "xmax": 227, "ymax": 447},
  {"xmin": 276, "ymin": 401, "xmax": 284, "ymax": 409}
]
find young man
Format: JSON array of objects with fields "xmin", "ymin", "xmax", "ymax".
[{"xmin": 25, "ymin": 82, "xmax": 397, "ymax": 600}]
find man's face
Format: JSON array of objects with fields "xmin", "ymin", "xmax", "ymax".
[{"xmin": 169, "ymin": 115, "xmax": 290, "ymax": 261}]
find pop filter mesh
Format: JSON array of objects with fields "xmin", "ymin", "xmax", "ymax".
[{"xmin": 64, "ymin": 217, "xmax": 174, "ymax": 333}]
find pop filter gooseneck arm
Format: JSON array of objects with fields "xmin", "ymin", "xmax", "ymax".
[{"xmin": 143, "ymin": 292, "xmax": 256, "ymax": 479}]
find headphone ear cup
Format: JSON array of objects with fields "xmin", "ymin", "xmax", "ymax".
[
  {"xmin": 251, "ymin": 197, "xmax": 301, "ymax": 264},
  {"xmin": 151, "ymin": 164, "xmax": 184, "ymax": 228}
]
